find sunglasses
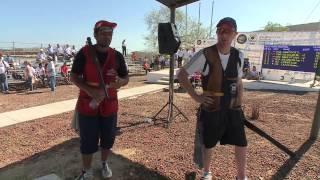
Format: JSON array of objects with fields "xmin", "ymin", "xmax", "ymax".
[{"xmin": 216, "ymin": 27, "xmax": 235, "ymax": 35}]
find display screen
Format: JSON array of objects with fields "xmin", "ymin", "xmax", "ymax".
[{"xmin": 262, "ymin": 45, "xmax": 320, "ymax": 73}]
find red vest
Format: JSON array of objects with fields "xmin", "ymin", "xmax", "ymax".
[{"xmin": 76, "ymin": 46, "xmax": 118, "ymax": 116}]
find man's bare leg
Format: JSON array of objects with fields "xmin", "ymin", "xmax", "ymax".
[
  {"xmin": 101, "ymin": 148, "xmax": 111, "ymax": 162},
  {"xmin": 235, "ymin": 146, "xmax": 247, "ymax": 179},
  {"xmin": 82, "ymin": 154, "xmax": 93, "ymax": 170},
  {"xmin": 202, "ymin": 145, "xmax": 213, "ymax": 173}
]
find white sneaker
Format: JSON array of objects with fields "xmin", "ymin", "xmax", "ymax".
[
  {"xmin": 200, "ymin": 172, "xmax": 212, "ymax": 180},
  {"xmin": 101, "ymin": 162, "xmax": 112, "ymax": 179},
  {"xmin": 76, "ymin": 169, "xmax": 94, "ymax": 180}
]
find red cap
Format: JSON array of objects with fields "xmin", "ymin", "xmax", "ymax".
[{"xmin": 94, "ymin": 20, "xmax": 117, "ymax": 30}]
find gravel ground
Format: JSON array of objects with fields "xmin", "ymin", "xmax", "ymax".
[{"xmin": 0, "ymin": 90, "xmax": 319, "ymax": 179}]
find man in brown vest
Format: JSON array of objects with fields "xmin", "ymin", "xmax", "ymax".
[{"xmin": 178, "ymin": 17, "xmax": 247, "ymax": 180}]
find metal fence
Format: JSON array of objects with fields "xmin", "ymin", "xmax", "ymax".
[
  {"xmin": 0, "ymin": 41, "xmax": 83, "ymax": 56},
  {"xmin": 0, "ymin": 41, "xmax": 134, "ymax": 56}
]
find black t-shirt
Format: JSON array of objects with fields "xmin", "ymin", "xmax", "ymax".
[{"xmin": 71, "ymin": 46, "xmax": 128, "ymax": 78}]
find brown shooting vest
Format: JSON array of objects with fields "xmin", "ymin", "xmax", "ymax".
[{"xmin": 201, "ymin": 45, "xmax": 242, "ymax": 112}]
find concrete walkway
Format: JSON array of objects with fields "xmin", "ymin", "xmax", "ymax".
[
  {"xmin": 0, "ymin": 84, "xmax": 166, "ymax": 128},
  {"xmin": 1, "ymin": 80, "xmax": 319, "ymax": 129},
  {"xmin": 243, "ymin": 79, "xmax": 320, "ymax": 92}
]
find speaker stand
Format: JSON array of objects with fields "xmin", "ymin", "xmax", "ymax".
[
  {"xmin": 152, "ymin": 6, "xmax": 189, "ymax": 128},
  {"xmin": 152, "ymin": 100, "xmax": 189, "ymax": 128}
]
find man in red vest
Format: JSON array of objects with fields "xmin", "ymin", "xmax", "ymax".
[
  {"xmin": 71, "ymin": 20, "xmax": 129, "ymax": 180},
  {"xmin": 178, "ymin": 17, "xmax": 247, "ymax": 180}
]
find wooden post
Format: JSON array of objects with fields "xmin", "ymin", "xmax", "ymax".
[{"xmin": 310, "ymin": 91, "xmax": 320, "ymax": 140}]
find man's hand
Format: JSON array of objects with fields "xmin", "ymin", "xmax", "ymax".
[
  {"xmin": 87, "ymin": 87, "xmax": 105, "ymax": 104},
  {"xmin": 109, "ymin": 76, "xmax": 127, "ymax": 89},
  {"xmin": 193, "ymin": 94, "xmax": 215, "ymax": 106}
]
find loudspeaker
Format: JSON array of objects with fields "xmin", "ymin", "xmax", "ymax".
[{"xmin": 158, "ymin": 23, "xmax": 181, "ymax": 54}]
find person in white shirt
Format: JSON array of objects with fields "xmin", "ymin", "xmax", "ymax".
[
  {"xmin": 36, "ymin": 49, "xmax": 47, "ymax": 63},
  {"xmin": 4, "ymin": 54, "xmax": 15, "ymax": 67},
  {"xmin": 183, "ymin": 48, "xmax": 192, "ymax": 65},
  {"xmin": 0, "ymin": 52, "xmax": 10, "ymax": 93},
  {"xmin": 64, "ymin": 44, "xmax": 73, "ymax": 59},
  {"xmin": 247, "ymin": 66, "xmax": 259, "ymax": 80},
  {"xmin": 71, "ymin": 45, "xmax": 77, "ymax": 56},
  {"xmin": 176, "ymin": 48, "xmax": 184, "ymax": 68},
  {"xmin": 36, "ymin": 63, "xmax": 46, "ymax": 86},
  {"xmin": 47, "ymin": 59, "xmax": 56, "ymax": 91},
  {"xmin": 23, "ymin": 61, "xmax": 34, "ymax": 91},
  {"xmin": 177, "ymin": 17, "xmax": 248, "ymax": 180},
  {"xmin": 55, "ymin": 44, "xmax": 64, "ymax": 57},
  {"xmin": 47, "ymin": 44, "xmax": 55, "ymax": 57}
]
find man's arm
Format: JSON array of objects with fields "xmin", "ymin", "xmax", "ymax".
[
  {"xmin": 71, "ymin": 48, "xmax": 105, "ymax": 102},
  {"xmin": 110, "ymin": 51, "xmax": 129, "ymax": 89},
  {"xmin": 110, "ymin": 75, "xmax": 129, "ymax": 89},
  {"xmin": 70, "ymin": 73, "xmax": 105, "ymax": 102},
  {"xmin": 177, "ymin": 68, "xmax": 199, "ymax": 101},
  {"xmin": 238, "ymin": 78, "xmax": 243, "ymax": 104},
  {"xmin": 177, "ymin": 68, "xmax": 214, "ymax": 106}
]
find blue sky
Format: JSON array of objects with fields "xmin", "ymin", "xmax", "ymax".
[{"xmin": 0, "ymin": 0, "xmax": 319, "ymax": 52}]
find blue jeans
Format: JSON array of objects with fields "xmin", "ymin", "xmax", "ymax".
[
  {"xmin": 26, "ymin": 77, "xmax": 33, "ymax": 91},
  {"xmin": 0, "ymin": 73, "xmax": 9, "ymax": 92},
  {"xmin": 49, "ymin": 76, "xmax": 56, "ymax": 91}
]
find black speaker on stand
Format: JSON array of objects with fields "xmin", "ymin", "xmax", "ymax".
[
  {"xmin": 152, "ymin": 22, "xmax": 189, "ymax": 127},
  {"xmin": 158, "ymin": 23, "xmax": 181, "ymax": 54}
]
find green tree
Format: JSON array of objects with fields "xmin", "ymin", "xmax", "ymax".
[
  {"xmin": 144, "ymin": 7, "xmax": 209, "ymax": 52},
  {"xmin": 263, "ymin": 22, "xmax": 289, "ymax": 32}
]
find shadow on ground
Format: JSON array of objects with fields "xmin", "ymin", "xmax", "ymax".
[{"xmin": 0, "ymin": 138, "xmax": 170, "ymax": 180}]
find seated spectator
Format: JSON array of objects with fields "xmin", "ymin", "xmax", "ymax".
[
  {"xmin": 36, "ymin": 49, "xmax": 47, "ymax": 63},
  {"xmin": 4, "ymin": 54, "xmax": 15, "ymax": 67},
  {"xmin": 55, "ymin": 44, "xmax": 64, "ymax": 60},
  {"xmin": 64, "ymin": 44, "xmax": 73, "ymax": 60},
  {"xmin": 189, "ymin": 72, "xmax": 201, "ymax": 88},
  {"xmin": 47, "ymin": 44, "xmax": 55, "ymax": 60},
  {"xmin": 143, "ymin": 61, "xmax": 151, "ymax": 74},
  {"xmin": 60, "ymin": 62, "xmax": 70, "ymax": 84},
  {"xmin": 246, "ymin": 66, "xmax": 260, "ymax": 80},
  {"xmin": 35, "ymin": 63, "xmax": 46, "ymax": 87},
  {"xmin": 242, "ymin": 58, "xmax": 250, "ymax": 78},
  {"xmin": 71, "ymin": 45, "xmax": 77, "ymax": 56},
  {"xmin": 131, "ymin": 52, "xmax": 137, "ymax": 61}
]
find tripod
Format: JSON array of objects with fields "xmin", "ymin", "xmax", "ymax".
[
  {"xmin": 152, "ymin": 3, "xmax": 190, "ymax": 127},
  {"xmin": 152, "ymin": 97, "xmax": 189, "ymax": 127},
  {"xmin": 152, "ymin": 58, "xmax": 189, "ymax": 126}
]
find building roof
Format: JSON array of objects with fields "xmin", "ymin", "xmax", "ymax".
[{"xmin": 286, "ymin": 22, "xmax": 320, "ymax": 31}]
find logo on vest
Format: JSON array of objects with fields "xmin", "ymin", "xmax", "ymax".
[{"xmin": 230, "ymin": 83, "xmax": 237, "ymax": 96}]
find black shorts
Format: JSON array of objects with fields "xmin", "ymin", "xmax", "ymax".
[
  {"xmin": 78, "ymin": 113, "xmax": 117, "ymax": 154},
  {"xmin": 200, "ymin": 109, "xmax": 247, "ymax": 148}
]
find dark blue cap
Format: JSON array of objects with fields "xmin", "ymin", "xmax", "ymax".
[{"xmin": 216, "ymin": 17, "xmax": 237, "ymax": 31}]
